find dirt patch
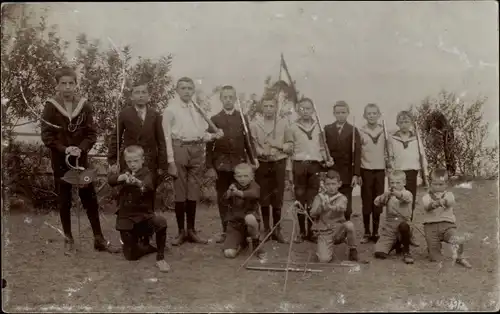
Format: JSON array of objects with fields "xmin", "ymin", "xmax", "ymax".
[{"xmin": 2, "ymin": 180, "xmax": 499, "ymax": 312}]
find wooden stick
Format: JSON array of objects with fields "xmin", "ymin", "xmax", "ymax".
[
  {"xmin": 249, "ymin": 260, "xmax": 360, "ymax": 267},
  {"xmin": 352, "ymin": 116, "xmax": 356, "ymax": 169},
  {"xmin": 246, "ymin": 266, "xmax": 323, "ymax": 273},
  {"xmin": 283, "ymin": 210, "xmax": 296, "ymax": 294},
  {"xmin": 237, "ymin": 204, "xmax": 292, "ymax": 271},
  {"xmin": 191, "ymin": 100, "xmax": 219, "ymax": 133}
]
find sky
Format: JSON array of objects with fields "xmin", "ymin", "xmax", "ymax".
[{"xmin": 13, "ymin": 1, "xmax": 500, "ymax": 144}]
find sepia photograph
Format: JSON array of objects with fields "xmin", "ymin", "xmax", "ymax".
[{"xmin": 1, "ymin": 1, "xmax": 499, "ymax": 312}]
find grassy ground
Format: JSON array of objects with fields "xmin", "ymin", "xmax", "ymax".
[{"xmin": 2, "ymin": 180, "xmax": 499, "ymax": 312}]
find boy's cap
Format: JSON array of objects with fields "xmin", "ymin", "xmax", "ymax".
[{"xmin": 335, "ymin": 100, "xmax": 348, "ymax": 107}]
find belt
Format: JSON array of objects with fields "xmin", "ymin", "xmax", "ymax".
[
  {"xmin": 293, "ymin": 160, "xmax": 322, "ymax": 164},
  {"xmin": 173, "ymin": 139, "xmax": 204, "ymax": 145},
  {"xmin": 257, "ymin": 156, "xmax": 286, "ymax": 162}
]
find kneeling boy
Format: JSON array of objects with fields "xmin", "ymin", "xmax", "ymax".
[
  {"xmin": 422, "ymin": 168, "xmax": 471, "ymax": 268},
  {"xmin": 108, "ymin": 145, "xmax": 170, "ymax": 272},
  {"xmin": 310, "ymin": 170, "xmax": 359, "ymax": 263},
  {"xmin": 223, "ymin": 163, "xmax": 266, "ymax": 260},
  {"xmin": 373, "ymin": 170, "xmax": 414, "ymax": 264}
]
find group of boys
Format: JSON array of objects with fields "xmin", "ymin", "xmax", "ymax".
[{"xmin": 40, "ymin": 66, "xmax": 471, "ymax": 274}]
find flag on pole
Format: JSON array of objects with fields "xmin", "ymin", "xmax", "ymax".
[{"xmin": 269, "ymin": 53, "xmax": 300, "ymax": 119}]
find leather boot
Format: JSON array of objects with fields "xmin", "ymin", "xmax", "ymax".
[
  {"xmin": 187, "ymin": 229, "xmax": 208, "ymax": 244},
  {"xmin": 252, "ymin": 238, "xmax": 266, "ymax": 260},
  {"xmin": 215, "ymin": 232, "xmax": 226, "ymax": 244},
  {"xmin": 171, "ymin": 229, "xmax": 188, "ymax": 246},
  {"xmin": 139, "ymin": 236, "xmax": 157, "ymax": 255},
  {"xmin": 64, "ymin": 236, "xmax": 76, "ymax": 256},
  {"xmin": 262, "ymin": 219, "xmax": 271, "ymax": 242},
  {"xmin": 94, "ymin": 236, "xmax": 121, "ymax": 253}
]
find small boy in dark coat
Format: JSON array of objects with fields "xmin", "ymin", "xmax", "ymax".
[
  {"xmin": 108, "ymin": 145, "xmax": 170, "ymax": 272},
  {"xmin": 41, "ymin": 66, "xmax": 120, "ymax": 255},
  {"xmin": 222, "ymin": 163, "xmax": 266, "ymax": 260}
]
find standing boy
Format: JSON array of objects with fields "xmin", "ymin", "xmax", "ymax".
[
  {"xmin": 108, "ymin": 79, "xmax": 173, "ymax": 200},
  {"xmin": 206, "ymin": 85, "xmax": 258, "ymax": 244},
  {"xmin": 373, "ymin": 170, "xmax": 414, "ymax": 264},
  {"xmin": 250, "ymin": 94, "xmax": 293, "ymax": 243},
  {"xmin": 108, "ymin": 145, "xmax": 170, "ymax": 272},
  {"xmin": 222, "ymin": 163, "xmax": 266, "ymax": 260},
  {"xmin": 41, "ymin": 66, "xmax": 119, "ymax": 255},
  {"xmin": 324, "ymin": 101, "xmax": 361, "ymax": 221},
  {"xmin": 389, "ymin": 111, "xmax": 424, "ymax": 221},
  {"xmin": 289, "ymin": 98, "xmax": 332, "ymax": 243},
  {"xmin": 162, "ymin": 77, "xmax": 223, "ymax": 246},
  {"xmin": 358, "ymin": 103, "xmax": 387, "ymax": 243}
]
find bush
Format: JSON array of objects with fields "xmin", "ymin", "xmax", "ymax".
[
  {"xmin": 3, "ymin": 141, "xmax": 57, "ymax": 212},
  {"xmin": 411, "ymin": 90, "xmax": 498, "ymax": 179}
]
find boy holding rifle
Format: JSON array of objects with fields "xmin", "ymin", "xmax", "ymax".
[
  {"xmin": 324, "ymin": 101, "xmax": 361, "ymax": 221},
  {"xmin": 289, "ymin": 98, "xmax": 333, "ymax": 243},
  {"xmin": 358, "ymin": 103, "xmax": 387, "ymax": 243},
  {"xmin": 389, "ymin": 111, "xmax": 427, "ymax": 221},
  {"xmin": 206, "ymin": 85, "xmax": 258, "ymax": 244},
  {"xmin": 250, "ymin": 93, "xmax": 293, "ymax": 243},
  {"xmin": 162, "ymin": 77, "xmax": 224, "ymax": 246}
]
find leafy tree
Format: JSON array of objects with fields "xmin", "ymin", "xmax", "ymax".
[
  {"xmin": 71, "ymin": 34, "xmax": 176, "ymax": 154},
  {"xmin": 1, "ymin": 6, "xmax": 69, "ymax": 139},
  {"xmin": 2, "ymin": 7, "xmax": 177, "ymax": 210}
]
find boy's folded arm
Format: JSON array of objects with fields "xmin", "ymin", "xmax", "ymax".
[
  {"xmin": 397, "ymin": 190, "xmax": 413, "ymax": 203},
  {"xmin": 309, "ymin": 196, "xmax": 322, "ymax": 217},
  {"xmin": 443, "ymin": 192, "xmax": 456, "ymax": 207},
  {"xmin": 141, "ymin": 174, "xmax": 155, "ymax": 191},
  {"xmin": 334, "ymin": 196, "xmax": 348, "ymax": 212},
  {"xmin": 422, "ymin": 194, "xmax": 434, "ymax": 211},
  {"xmin": 241, "ymin": 184, "xmax": 259, "ymax": 200},
  {"xmin": 374, "ymin": 194, "xmax": 385, "ymax": 206},
  {"xmin": 108, "ymin": 173, "xmax": 122, "ymax": 186}
]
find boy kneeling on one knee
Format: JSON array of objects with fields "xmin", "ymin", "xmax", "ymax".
[
  {"xmin": 108, "ymin": 145, "xmax": 170, "ymax": 272},
  {"xmin": 310, "ymin": 170, "xmax": 359, "ymax": 263},
  {"xmin": 373, "ymin": 170, "xmax": 414, "ymax": 264},
  {"xmin": 223, "ymin": 163, "xmax": 266, "ymax": 260}
]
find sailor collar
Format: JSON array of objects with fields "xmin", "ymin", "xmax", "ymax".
[{"xmin": 46, "ymin": 96, "xmax": 87, "ymax": 120}]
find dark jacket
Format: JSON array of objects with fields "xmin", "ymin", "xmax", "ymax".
[
  {"xmin": 107, "ymin": 105, "xmax": 168, "ymax": 174},
  {"xmin": 41, "ymin": 96, "xmax": 97, "ymax": 178},
  {"xmin": 108, "ymin": 166, "xmax": 155, "ymax": 231},
  {"xmin": 324, "ymin": 121, "xmax": 361, "ymax": 185},
  {"xmin": 223, "ymin": 180, "xmax": 260, "ymax": 222},
  {"xmin": 206, "ymin": 110, "xmax": 256, "ymax": 172}
]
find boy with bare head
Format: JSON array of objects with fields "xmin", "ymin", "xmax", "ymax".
[
  {"xmin": 289, "ymin": 97, "xmax": 330, "ymax": 243},
  {"xmin": 421, "ymin": 168, "xmax": 471, "ymax": 268},
  {"xmin": 108, "ymin": 145, "xmax": 170, "ymax": 272},
  {"xmin": 222, "ymin": 163, "xmax": 266, "ymax": 260},
  {"xmin": 42, "ymin": 66, "xmax": 119, "ymax": 255},
  {"xmin": 310, "ymin": 170, "xmax": 359, "ymax": 263},
  {"xmin": 206, "ymin": 85, "xmax": 258, "ymax": 244},
  {"xmin": 324, "ymin": 100, "xmax": 361, "ymax": 222},
  {"xmin": 373, "ymin": 170, "xmax": 415, "ymax": 264},
  {"xmin": 358, "ymin": 103, "xmax": 386, "ymax": 243},
  {"xmin": 250, "ymin": 93, "xmax": 293, "ymax": 243},
  {"xmin": 163, "ymin": 77, "xmax": 223, "ymax": 246}
]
